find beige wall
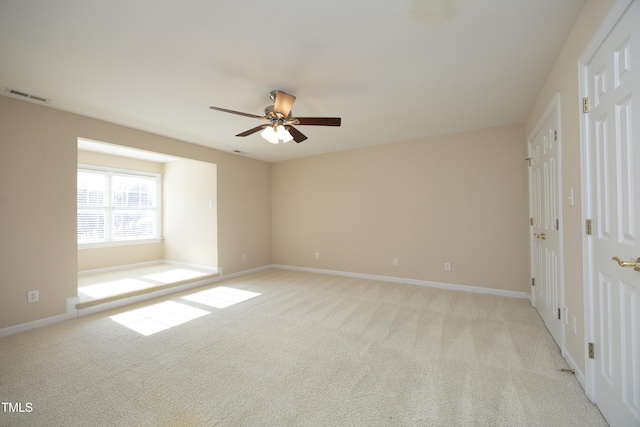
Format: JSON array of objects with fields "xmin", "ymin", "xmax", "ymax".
[
  {"xmin": 0, "ymin": 95, "xmax": 271, "ymax": 329},
  {"xmin": 78, "ymin": 149, "xmax": 164, "ymax": 174},
  {"xmin": 163, "ymin": 159, "xmax": 218, "ymax": 267},
  {"xmin": 524, "ymin": 0, "xmax": 615, "ymax": 374},
  {"xmin": 272, "ymin": 123, "xmax": 529, "ymax": 293},
  {"xmin": 77, "ymin": 149, "xmax": 164, "ymax": 271}
]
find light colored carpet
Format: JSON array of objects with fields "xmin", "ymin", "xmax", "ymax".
[{"xmin": 0, "ymin": 269, "xmax": 607, "ymax": 426}]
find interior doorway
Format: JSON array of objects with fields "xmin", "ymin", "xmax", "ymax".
[
  {"xmin": 528, "ymin": 94, "xmax": 564, "ymax": 349},
  {"xmin": 580, "ymin": 0, "xmax": 640, "ymax": 425}
]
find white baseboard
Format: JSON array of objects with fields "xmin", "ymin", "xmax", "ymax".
[
  {"xmin": 218, "ymin": 264, "xmax": 272, "ymax": 280},
  {"xmin": 562, "ymin": 347, "xmax": 586, "ymax": 392},
  {"xmin": 0, "ymin": 297, "xmax": 79, "ymax": 339},
  {"xmin": 272, "ymin": 264, "xmax": 530, "ymax": 299}
]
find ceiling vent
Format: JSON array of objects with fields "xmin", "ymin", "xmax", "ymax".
[{"xmin": 4, "ymin": 87, "xmax": 51, "ymax": 103}]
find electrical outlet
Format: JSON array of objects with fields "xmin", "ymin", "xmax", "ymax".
[
  {"xmin": 27, "ymin": 290, "xmax": 39, "ymax": 303},
  {"xmin": 444, "ymin": 262, "xmax": 451, "ymax": 271},
  {"xmin": 393, "ymin": 258, "xmax": 398, "ymax": 266},
  {"xmin": 315, "ymin": 252, "xmax": 320, "ymax": 260},
  {"xmin": 572, "ymin": 316, "xmax": 577, "ymax": 335},
  {"xmin": 242, "ymin": 254, "xmax": 247, "ymax": 261}
]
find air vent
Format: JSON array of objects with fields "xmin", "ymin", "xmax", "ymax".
[{"xmin": 4, "ymin": 87, "xmax": 51, "ymax": 103}]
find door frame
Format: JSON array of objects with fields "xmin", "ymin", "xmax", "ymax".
[
  {"xmin": 527, "ymin": 93, "xmax": 564, "ymax": 349},
  {"xmin": 578, "ymin": 0, "xmax": 634, "ymax": 402}
]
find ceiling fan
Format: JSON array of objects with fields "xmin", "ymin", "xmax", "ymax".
[{"xmin": 209, "ymin": 90, "xmax": 341, "ymax": 144}]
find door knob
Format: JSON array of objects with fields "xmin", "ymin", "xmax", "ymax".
[
  {"xmin": 534, "ymin": 233, "xmax": 547, "ymax": 240},
  {"xmin": 611, "ymin": 256, "xmax": 640, "ymax": 272}
]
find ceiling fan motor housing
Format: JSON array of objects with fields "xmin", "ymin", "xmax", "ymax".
[{"xmin": 263, "ymin": 105, "xmax": 293, "ymax": 125}]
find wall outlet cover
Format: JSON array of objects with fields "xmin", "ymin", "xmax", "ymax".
[{"xmin": 27, "ymin": 290, "xmax": 39, "ymax": 303}]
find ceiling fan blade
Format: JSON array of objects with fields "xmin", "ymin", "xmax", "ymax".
[
  {"xmin": 273, "ymin": 91, "xmax": 296, "ymax": 117},
  {"xmin": 236, "ymin": 125, "xmax": 267, "ymax": 137},
  {"xmin": 295, "ymin": 117, "xmax": 341, "ymax": 126},
  {"xmin": 209, "ymin": 106, "xmax": 264, "ymax": 119},
  {"xmin": 287, "ymin": 126, "xmax": 307, "ymax": 143}
]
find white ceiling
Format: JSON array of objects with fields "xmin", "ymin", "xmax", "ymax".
[{"xmin": 0, "ymin": 0, "xmax": 585, "ymax": 163}]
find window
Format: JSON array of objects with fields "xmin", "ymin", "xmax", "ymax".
[{"xmin": 77, "ymin": 166, "xmax": 160, "ymax": 247}]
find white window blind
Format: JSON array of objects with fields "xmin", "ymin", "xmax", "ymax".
[{"xmin": 77, "ymin": 167, "xmax": 160, "ymax": 246}]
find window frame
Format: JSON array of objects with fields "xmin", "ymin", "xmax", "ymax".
[{"xmin": 77, "ymin": 164, "xmax": 162, "ymax": 249}]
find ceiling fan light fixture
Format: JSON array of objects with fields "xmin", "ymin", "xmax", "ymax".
[
  {"xmin": 261, "ymin": 126, "xmax": 279, "ymax": 144},
  {"xmin": 261, "ymin": 124, "xmax": 294, "ymax": 144},
  {"xmin": 277, "ymin": 125, "xmax": 293, "ymax": 143}
]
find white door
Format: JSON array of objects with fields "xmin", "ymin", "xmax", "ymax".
[
  {"xmin": 529, "ymin": 99, "xmax": 562, "ymax": 347},
  {"xmin": 584, "ymin": 1, "xmax": 640, "ymax": 425}
]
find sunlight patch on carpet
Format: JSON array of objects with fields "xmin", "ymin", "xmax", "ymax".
[
  {"xmin": 110, "ymin": 301, "xmax": 210, "ymax": 336},
  {"xmin": 79, "ymin": 278, "xmax": 151, "ymax": 299},
  {"xmin": 182, "ymin": 286, "xmax": 261, "ymax": 309}
]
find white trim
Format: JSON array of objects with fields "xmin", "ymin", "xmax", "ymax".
[
  {"xmin": 527, "ymin": 135, "xmax": 535, "ymax": 307},
  {"xmin": 78, "ymin": 237, "xmax": 163, "ymax": 250},
  {"xmin": 578, "ymin": 41, "xmax": 595, "ymax": 403},
  {"xmin": 578, "ymin": 0, "xmax": 634, "ymax": 402},
  {"xmin": 0, "ymin": 297, "xmax": 79, "ymax": 338},
  {"xmin": 77, "ymin": 164, "xmax": 162, "ymax": 247},
  {"xmin": 527, "ymin": 93, "xmax": 561, "ymax": 141},
  {"xmin": 218, "ymin": 264, "xmax": 272, "ymax": 280},
  {"xmin": 578, "ymin": 0, "xmax": 634, "ymax": 65},
  {"xmin": 272, "ymin": 264, "xmax": 530, "ymax": 299},
  {"xmin": 67, "ymin": 296, "xmax": 80, "ymax": 317},
  {"xmin": 525, "ymin": 93, "xmax": 566, "ymax": 359},
  {"xmin": 563, "ymin": 346, "xmax": 588, "ymax": 394}
]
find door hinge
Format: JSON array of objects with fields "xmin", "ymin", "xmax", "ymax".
[
  {"xmin": 553, "ymin": 130, "xmax": 558, "ymax": 142},
  {"xmin": 583, "ymin": 97, "xmax": 590, "ymax": 113},
  {"xmin": 530, "ymin": 217, "xmax": 534, "ymax": 226},
  {"xmin": 525, "ymin": 157, "xmax": 532, "ymax": 166},
  {"xmin": 556, "ymin": 219, "xmax": 559, "ymax": 230},
  {"xmin": 532, "ymin": 277, "xmax": 535, "ymax": 287},
  {"xmin": 585, "ymin": 219, "xmax": 592, "ymax": 235},
  {"xmin": 558, "ymin": 308, "xmax": 561, "ymax": 320},
  {"xmin": 588, "ymin": 342, "xmax": 595, "ymax": 359}
]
